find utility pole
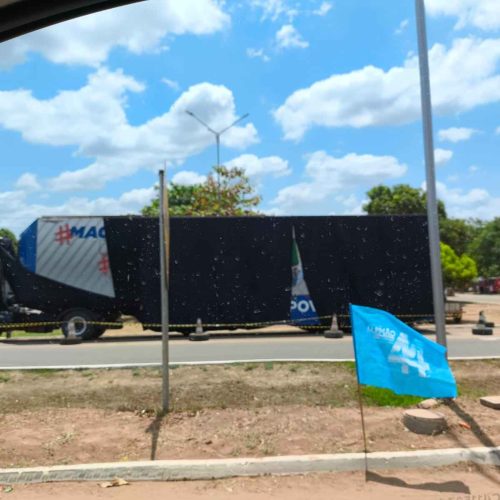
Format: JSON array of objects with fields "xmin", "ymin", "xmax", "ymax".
[{"xmin": 415, "ymin": 0, "xmax": 447, "ymax": 348}]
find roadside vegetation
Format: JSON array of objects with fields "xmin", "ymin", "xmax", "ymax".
[
  {"xmin": 364, "ymin": 184, "xmax": 500, "ymax": 287},
  {"xmin": 0, "ymin": 361, "xmax": 498, "ymax": 414}
]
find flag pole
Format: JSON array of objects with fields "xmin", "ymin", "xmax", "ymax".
[
  {"xmin": 350, "ymin": 304, "xmax": 369, "ymax": 481},
  {"xmin": 159, "ymin": 167, "xmax": 170, "ymax": 413},
  {"xmin": 355, "ymin": 380, "xmax": 369, "ymax": 481}
]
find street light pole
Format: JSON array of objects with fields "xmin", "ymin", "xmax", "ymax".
[
  {"xmin": 415, "ymin": 0, "xmax": 447, "ymax": 349},
  {"xmin": 185, "ymin": 110, "xmax": 249, "ymax": 198}
]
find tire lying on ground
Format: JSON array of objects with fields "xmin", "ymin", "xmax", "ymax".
[
  {"xmin": 61, "ymin": 308, "xmax": 105, "ymax": 340},
  {"xmin": 472, "ymin": 327, "xmax": 493, "ymax": 336}
]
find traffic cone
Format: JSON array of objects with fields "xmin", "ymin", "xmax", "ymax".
[
  {"xmin": 189, "ymin": 318, "xmax": 210, "ymax": 341},
  {"xmin": 196, "ymin": 318, "xmax": 204, "ymax": 334},
  {"xmin": 472, "ymin": 311, "xmax": 493, "ymax": 336},
  {"xmin": 324, "ymin": 313, "xmax": 344, "ymax": 339},
  {"xmin": 478, "ymin": 311, "xmax": 495, "ymax": 328},
  {"xmin": 60, "ymin": 319, "xmax": 82, "ymax": 345}
]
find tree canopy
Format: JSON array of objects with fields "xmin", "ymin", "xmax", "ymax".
[
  {"xmin": 468, "ymin": 217, "xmax": 500, "ymax": 277},
  {"xmin": 142, "ymin": 166, "xmax": 261, "ymax": 217},
  {"xmin": 0, "ymin": 228, "xmax": 17, "ymax": 252},
  {"xmin": 142, "ymin": 184, "xmax": 200, "ymax": 217},
  {"xmin": 363, "ymin": 184, "xmax": 447, "ymax": 219},
  {"xmin": 439, "ymin": 218, "xmax": 483, "ymax": 257},
  {"xmin": 440, "ymin": 242, "xmax": 478, "ymax": 288}
]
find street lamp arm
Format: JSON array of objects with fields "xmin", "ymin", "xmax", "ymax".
[
  {"xmin": 219, "ymin": 113, "xmax": 250, "ymax": 134},
  {"xmin": 185, "ymin": 110, "xmax": 217, "ymax": 135}
]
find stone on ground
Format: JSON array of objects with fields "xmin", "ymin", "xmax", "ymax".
[
  {"xmin": 479, "ymin": 396, "xmax": 500, "ymax": 410},
  {"xmin": 417, "ymin": 398, "xmax": 440, "ymax": 410},
  {"xmin": 403, "ymin": 409, "xmax": 447, "ymax": 435}
]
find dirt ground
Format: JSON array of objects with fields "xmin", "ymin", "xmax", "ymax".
[
  {"xmin": 0, "ymin": 361, "xmax": 498, "ymax": 468},
  {"xmin": 4, "ymin": 465, "xmax": 500, "ymax": 500}
]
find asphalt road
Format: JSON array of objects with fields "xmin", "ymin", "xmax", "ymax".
[
  {"xmin": 449, "ymin": 293, "xmax": 500, "ymax": 305},
  {"xmin": 1, "ymin": 334, "xmax": 499, "ymax": 369}
]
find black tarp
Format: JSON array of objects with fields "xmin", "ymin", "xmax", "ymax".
[
  {"xmin": 105, "ymin": 215, "xmax": 433, "ymax": 328},
  {"xmin": 1, "ymin": 215, "xmax": 433, "ymax": 329}
]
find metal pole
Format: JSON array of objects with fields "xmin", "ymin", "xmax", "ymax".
[
  {"xmin": 216, "ymin": 133, "xmax": 221, "ymax": 168},
  {"xmin": 415, "ymin": 0, "xmax": 447, "ymax": 348},
  {"xmin": 159, "ymin": 169, "xmax": 170, "ymax": 412},
  {"xmin": 216, "ymin": 133, "xmax": 221, "ymax": 206}
]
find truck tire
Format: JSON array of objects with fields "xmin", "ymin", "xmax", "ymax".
[{"xmin": 61, "ymin": 309, "xmax": 103, "ymax": 340}]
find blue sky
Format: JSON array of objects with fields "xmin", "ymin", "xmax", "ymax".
[{"xmin": 0, "ymin": 0, "xmax": 499, "ymax": 233}]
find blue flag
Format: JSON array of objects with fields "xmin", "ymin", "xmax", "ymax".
[{"xmin": 350, "ymin": 304, "xmax": 457, "ymax": 398}]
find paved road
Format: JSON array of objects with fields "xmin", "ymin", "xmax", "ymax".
[
  {"xmin": 449, "ymin": 293, "xmax": 500, "ymax": 305},
  {"xmin": 1, "ymin": 334, "xmax": 499, "ymax": 369}
]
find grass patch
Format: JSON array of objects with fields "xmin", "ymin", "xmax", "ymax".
[
  {"xmin": 338, "ymin": 361, "xmax": 356, "ymax": 373},
  {"xmin": 0, "ymin": 373, "xmax": 10, "ymax": 383},
  {"xmin": 361, "ymin": 386, "xmax": 423, "ymax": 407}
]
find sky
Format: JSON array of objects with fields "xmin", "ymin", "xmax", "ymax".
[{"xmin": 0, "ymin": 0, "xmax": 499, "ymax": 234}]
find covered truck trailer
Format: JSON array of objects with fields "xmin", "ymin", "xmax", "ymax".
[{"xmin": 0, "ymin": 215, "xmax": 433, "ymax": 339}]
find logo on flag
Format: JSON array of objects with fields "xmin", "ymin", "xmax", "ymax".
[
  {"xmin": 290, "ymin": 227, "xmax": 319, "ymax": 326},
  {"xmin": 350, "ymin": 304, "xmax": 457, "ymax": 398}
]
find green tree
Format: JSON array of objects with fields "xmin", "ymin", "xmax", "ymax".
[
  {"xmin": 0, "ymin": 228, "xmax": 17, "ymax": 252},
  {"xmin": 363, "ymin": 184, "xmax": 447, "ymax": 219},
  {"xmin": 469, "ymin": 217, "xmax": 500, "ymax": 276},
  {"xmin": 439, "ymin": 218, "xmax": 484, "ymax": 256},
  {"xmin": 440, "ymin": 242, "xmax": 478, "ymax": 289},
  {"xmin": 142, "ymin": 184, "xmax": 200, "ymax": 216},
  {"xmin": 142, "ymin": 166, "xmax": 261, "ymax": 216}
]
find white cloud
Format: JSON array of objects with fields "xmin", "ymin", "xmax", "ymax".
[
  {"xmin": 469, "ymin": 165, "xmax": 479, "ymax": 173},
  {"xmin": 162, "ymin": 78, "xmax": 180, "ymax": 91},
  {"xmin": 272, "ymin": 151, "xmax": 407, "ymax": 212},
  {"xmin": 226, "ymin": 154, "xmax": 291, "ymax": 179},
  {"xmin": 274, "ymin": 37, "xmax": 500, "ymax": 140},
  {"xmin": 0, "ymin": 0, "xmax": 229, "ymax": 68},
  {"xmin": 0, "ymin": 68, "xmax": 258, "ymax": 192},
  {"xmin": 275, "ymin": 25, "xmax": 309, "ymax": 50},
  {"xmin": 313, "ymin": 2, "xmax": 332, "ymax": 16},
  {"xmin": 430, "ymin": 181, "xmax": 500, "ymax": 220},
  {"xmin": 246, "ymin": 48, "xmax": 270, "ymax": 62},
  {"xmin": 395, "ymin": 19, "xmax": 409, "ymax": 35},
  {"xmin": 334, "ymin": 194, "xmax": 365, "ymax": 215},
  {"xmin": 249, "ymin": 0, "xmax": 298, "ymax": 22},
  {"xmin": 15, "ymin": 173, "xmax": 41, "ymax": 191},
  {"xmin": 438, "ymin": 127, "xmax": 478, "ymax": 142},
  {"xmin": 496, "ymin": 126, "xmax": 500, "ymax": 134},
  {"xmin": 0, "ymin": 186, "xmax": 156, "ymax": 235},
  {"xmin": 427, "ymin": 0, "xmax": 500, "ymax": 31},
  {"xmin": 434, "ymin": 148, "xmax": 453, "ymax": 166},
  {"xmin": 171, "ymin": 171, "xmax": 207, "ymax": 185}
]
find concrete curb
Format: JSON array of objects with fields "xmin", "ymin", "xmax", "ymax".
[{"xmin": 1, "ymin": 447, "xmax": 499, "ymax": 484}]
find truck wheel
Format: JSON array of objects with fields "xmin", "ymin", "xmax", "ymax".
[{"xmin": 61, "ymin": 309, "xmax": 102, "ymax": 340}]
